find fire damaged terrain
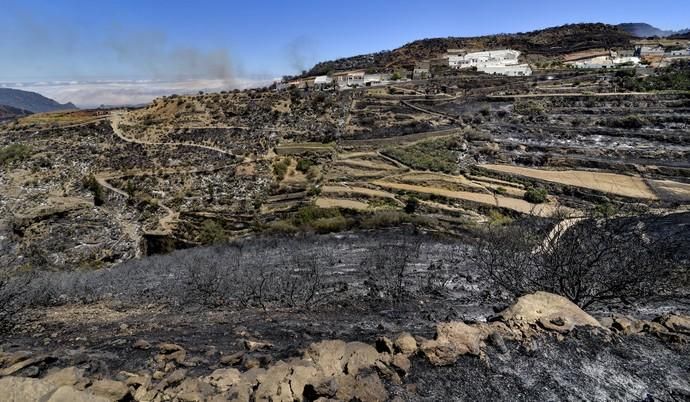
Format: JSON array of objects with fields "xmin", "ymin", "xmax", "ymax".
[
  {"xmin": 0, "ymin": 226, "xmax": 689, "ymax": 401},
  {"xmin": 1, "ymin": 46, "xmax": 690, "ymax": 400}
]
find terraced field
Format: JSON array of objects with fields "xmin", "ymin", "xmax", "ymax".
[{"xmin": 2, "ymin": 66, "xmax": 690, "ymax": 270}]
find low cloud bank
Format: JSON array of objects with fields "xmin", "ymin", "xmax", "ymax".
[{"xmin": 1, "ymin": 78, "xmax": 274, "ymax": 108}]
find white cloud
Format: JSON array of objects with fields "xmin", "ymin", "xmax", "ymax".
[{"xmin": 7, "ymin": 78, "xmax": 274, "ymax": 108}]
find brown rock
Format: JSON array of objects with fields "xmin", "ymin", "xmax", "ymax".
[
  {"xmin": 394, "ymin": 332, "xmax": 418, "ymax": 356},
  {"xmin": 392, "ymin": 354, "xmax": 411, "ymax": 376},
  {"xmin": 158, "ymin": 343, "xmax": 184, "ymax": 353},
  {"xmin": 159, "ymin": 369, "xmax": 188, "ymax": 390},
  {"xmin": 286, "ymin": 360, "xmax": 320, "ymax": 399},
  {"xmin": 43, "ymin": 367, "xmax": 85, "ymax": 387},
  {"xmin": 203, "ymin": 368, "xmax": 252, "ymax": 401},
  {"xmin": 133, "ymin": 339, "xmax": 152, "ymax": 350},
  {"xmin": 374, "ymin": 360, "xmax": 401, "ymax": 385},
  {"xmin": 167, "ymin": 349, "xmax": 187, "ymax": 364},
  {"xmin": 0, "ymin": 351, "xmax": 32, "ymax": 367},
  {"xmin": 88, "ymin": 379, "xmax": 130, "ymax": 401},
  {"xmin": 343, "ymin": 342, "xmax": 380, "ymax": 376},
  {"xmin": 152, "ymin": 371, "xmax": 165, "ymax": 380},
  {"xmin": 220, "ymin": 351, "xmax": 245, "ymax": 366},
  {"xmin": 332, "ymin": 373, "xmax": 388, "ymax": 402},
  {"xmin": 657, "ymin": 314, "xmax": 690, "ymax": 335},
  {"xmin": 49, "ymin": 385, "xmax": 111, "ymax": 402},
  {"xmin": 243, "ymin": 339, "xmax": 274, "ymax": 352},
  {"xmin": 243, "ymin": 357, "xmax": 261, "ymax": 370},
  {"xmin": 306, "ymin": 340, "xmax": 348, "ymax": 377},
  {"xmin": 253, "ymin": 361, "xmax": 294, "ymax": 402},
  {"xmin": 420, "ymin": 322, "xmax": 485, "ymax": 366},
  {"xmin": 499, "ymin": 291, "xmax": 601, "ymax": 333},
  {"xmin": 611, "ymin": 315, "xmax": 644, "ymax": 335},
  {"xmin": 0, "ymin": 376, "xmax": 58, "ymax": 402},
  {"xmin": 0, "ymin": 355, "xmax": 50, "ymax": 376}
]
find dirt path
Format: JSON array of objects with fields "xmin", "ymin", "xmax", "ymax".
[
  {"xmin": 96, "ymin": 111, "xmax": 240, "ymax": 235},
  {"xmin": 110, "ymin": 112, "xmax": 235, "ymax": 156}
]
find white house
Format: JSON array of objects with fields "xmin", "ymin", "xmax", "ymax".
[
  {"xmin": 314, "ymin": 75, "xmax": 332, "ymax": 85},
  {"xmin": 448, "ymin": 49, "xmax": 521, "ymax": 69},
  {"xmin": 567, "ymin": 55, "xmax": 640, "ymax": 69},
  {"xmin": 332, "ymin": 70, "xmax": 366, "ymax": 88},
  {"xmin": 363, "ymin": 74, "xmax": 387, "ymax": 85},
  {"xmin": 479, "ymin": 64, "xmax": 532, "ymax": 76}
]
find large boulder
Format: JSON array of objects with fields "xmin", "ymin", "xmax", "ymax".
[
  {"xmin": 305, "ymin": 340, "xmax": 380, "ymax": 377},
  {"xmin": 0, "ymin": 376, "xmax": 109, "ymax": 402},
  {"xmin": 393, "ymin": 332, "xmax": 418, "ymax": 356},
  {"xmin": 420, "ymin": 321, "xmax": 486, "ymax": 366},
  {"xmin": 657, "ymin": 314, "xmax": 690, "ymax": 335},
  {"xmin": 499, "ymin": 291, "xmax": 601, "ymax": 333},
  {"xmin": 88, "ymin": 379, "xmax": 130, "ymax": 401}
]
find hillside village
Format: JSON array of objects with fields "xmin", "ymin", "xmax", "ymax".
[{"xmin": 281, "ymin": 38, "xmax": 690, "ymax": 90}]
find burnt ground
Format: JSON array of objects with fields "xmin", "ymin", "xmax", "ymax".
[
  {"xmin": 1, "ymin": 228, "xmax": 689, "ymax": 400},
  {"xmin": 405, "ymin": 330, "xmax": 690, "ymax": 401}
]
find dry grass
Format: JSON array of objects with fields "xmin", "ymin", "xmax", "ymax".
[
  {"xmin": 372, "ymin": 180, "xmax": 560, "ymax": 216},
  {"xmin": 481, "ymin": 164, "xmax": 659, "ymax": 200},
  {"xmin": 314, "ymin": 197, "xmax": 371, "ymax": 211}
]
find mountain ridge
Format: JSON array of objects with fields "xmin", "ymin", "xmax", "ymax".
[
  {"xmin": 0, "ymin": 88, "xmax": 77, "ymax": 113},
  {"xmin": 617, "ymin": 22, "xmax": 690, "ymax": 38}
]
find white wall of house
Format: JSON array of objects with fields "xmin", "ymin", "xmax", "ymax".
[{"xmin": 479, "ymin": 64, "xmax": 532, "ymax": 76}]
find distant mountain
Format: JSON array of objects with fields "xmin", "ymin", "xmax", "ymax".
[
  {"xmin": 0, "ymin": 104, "xmax": 32, "ymax": 122},
  {"xmin": 0, "ymin": 88, "xmax": 77, "ymax": 113},
  {"xmin": 306, "ymin": 23, "xmax": 633, "ymax": 76},
  {"xmin": 618, "ymin": 23, "xmax": 690, "ymax": 38}
]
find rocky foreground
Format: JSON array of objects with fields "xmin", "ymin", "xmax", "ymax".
[{"xmin": 1, "ymin": 292, "xmax": 689, "ymax": 401}]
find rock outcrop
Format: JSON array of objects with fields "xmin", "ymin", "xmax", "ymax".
[{"xmin": 2, "ymin": 292, "xmax": 688, "ymax": 401}]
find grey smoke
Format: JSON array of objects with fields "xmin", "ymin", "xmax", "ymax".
[
  {"xmin": 285, "ymin": 36, "xmax": 318, "ymax": 73},
  {"xmin": 106, "ymin": 30, "xmax": 235, "ymax": 82}
]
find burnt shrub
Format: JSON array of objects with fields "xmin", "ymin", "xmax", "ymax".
[{"xmin": 473, "ymin": 212, "xmax": 687, "ymax": 308}]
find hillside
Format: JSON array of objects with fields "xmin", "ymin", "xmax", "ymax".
[
  {"xmin": 0, "ymin": 105, "xmax": 31, "ymax": 121},
  {"xmin": 0, "ymin": 88, "xmax": 76, "ymax": 113},
  {"xmin": 618, "ymin": 22, "xmax": 690, "ymax": 38},
  {"xmin": 307, "ymin": 23, "xmax": 633, "ymax": 75}
]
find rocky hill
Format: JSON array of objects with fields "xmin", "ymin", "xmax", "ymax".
[
  {"xmin": 0, "ymin": 88, "xmax": 76, "ymax": 113},
  {"xmin": 618, "ymin": 22, "xmax": 690, "ymax": 38},
  {"xmin": 307, "ymin": 23, "xmax": 633, "ymax": 75}
]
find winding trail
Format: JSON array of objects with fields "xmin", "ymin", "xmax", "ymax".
[
  {"xmin": 109, "ymin": 111, "xmax": 235, "ymax": 156},
  {"xmin": 94, "ymin": 111, "xmax": 239, "ymax": 235}
]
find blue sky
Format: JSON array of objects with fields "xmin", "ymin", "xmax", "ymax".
[{"xmin": 1, "ymin": 0, "xmax": 689, "ymax": 82}]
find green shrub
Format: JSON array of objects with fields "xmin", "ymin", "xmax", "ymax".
[
  {"xmin": 513, "ymin": 100, "xmax": 546, "ymax": 118},
  {"xmin": 199, "ymin": 219, "xmax": 227, "ymax": 244},
  {"xmin": 310, "ymin": 216, "xmax": 348, "ymax": 233},
  {"xmin": 293, "ymin": 205, "xmax": 343, "ymax": 226},
  {"xmin": 296, "ymin": 158, "xmax": 315, "ymax": 173},
  {"xmin": 523, "ymin": 187, "xmax": 548, "ymax": 204},
  {"xmin": 0, "ymin": 144, "xmax": 31, "ymax": 166},
  {"xmin": 273, "ymin": 158, "xmax": 290, "ymax": 180}
]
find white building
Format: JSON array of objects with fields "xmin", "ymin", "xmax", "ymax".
[
  {"xmin": 479, "ymin": 64, "xmax": 532, "ymax": 76},
  {"xmin": 314, "ymin": 75, "xmax": 332, "ymax": 85},
  {"xmin": 448, "ymin": 49, "xmax": 521, "ymax": 69},
  {"xmin": 567, "ymin": 55, "xmax": 640, "ymax": 69}
]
